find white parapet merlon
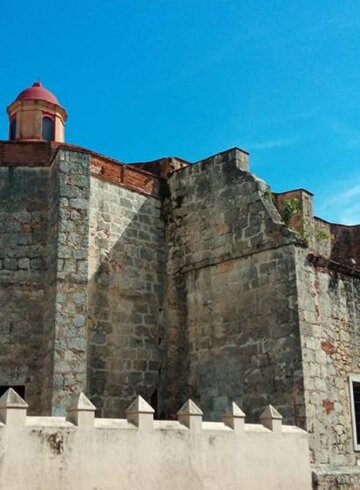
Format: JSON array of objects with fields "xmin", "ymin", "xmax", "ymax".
[
  {"xmin": 260, "ymin": 404, "xmax": 283, "ymax": 432},
  {"xmin": 126, "ymin": 395, "xmax": 154, "ymax": 429},
  {"xmin": 177, "ymin": 398, "xmax": 203, "ymax": 430},
  {"xmin": 0, "ymin": 388, "xmax": 28, "ymax": 426},
  {"xmin": 222, "ymin": 401, "xmax": 246, "ymax": 432},
  {"xmin": 0, "ymin": 392, "xmax": 312, "ymax": 490},
  {"xmin": 66, "ymin": 392, "xmax": 96, "ymax": 429}
]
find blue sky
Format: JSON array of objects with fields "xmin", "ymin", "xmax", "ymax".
[{"xmin": 1, "ymin": 0, "xmax": 360, "ymax": 224}]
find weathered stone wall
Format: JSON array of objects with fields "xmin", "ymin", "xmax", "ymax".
[
  {"xmin": 329, "ymin": 223, "xmax": 360, "ymax": 266},
  {"xmin": 41, "ymin": 157, "xmax": 59, "ymax": 414},
  {"xmin": 275, "ymin": 184, "xmax": 360, "ymax": 469},
  {"xmin": 0, "ymin": 165, "xmax": 49, "ymax": 413},
  {"xmin": 48, "ymin": 151, "xmax": 90, "ymax": 415},
  {"xmin": 161, "ymin": 149, "xmax": 306, "ymax": 424},
  {"xmin": 274, "ymin": 189, "xmax": 360, "ymax": 266},
  {"xmin": 0, "ymin": 147, "xmax": 159, "ymax": 417},
  {"xmin": 2, "ymin": 140, "xmax": 359, "ymax": 486},
  {"xmin": 0, "ymin": 150, "xmax": 91, "ymax": 415},
  {"xmin": 296, "ymin": 248, "xmax": 360, "ymax": 466},
  {"xmin": 87, "ymin": 177, "xmax": 164, "ymax": 417},
  {"xmin": 312, "ymin": 467, "xmax": 360, "ymax": 489}
]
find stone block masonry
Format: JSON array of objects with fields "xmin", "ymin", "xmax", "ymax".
[
  {"xmin": 0, "ymin": 144, "xmax": 164, "ymax": 416},
  {"xmin": 0, "ymin": 149, "xmax": 92, "ymax": 415},
  {"xmin": 1, "ymin": 139, "xmax": 360, "ymax": 488},
  {"xmin": 160, "ymin": 148, "xmax": 360, "ymax": 486},
  {"xmin": 296, "ymin": 247, "xmax": 360, "ymax": 467},
  {"xmin": 47, "ymin": 150, "xmax": 91, "ymax": 415},
  {"xmin": 0, "ymin": 389, "xmax": 311, "ymax": 490},
  {"xmin": 161, "ymin": 148, "xmax": 306, "ymax": 425},
  {"xmin": 0, "ymin": 165, "xmax": 49, "ymax": 413},
  {"xmin": 87, "ymin": 175, "xmax": 164, "ymax": 417}
]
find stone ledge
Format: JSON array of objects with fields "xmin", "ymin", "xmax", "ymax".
[
  {"xmin": 308, "ymin": 253, "xmax": 360, "ymax": 279},
  {"xmin": 312, "ymin": 466, "xmax": 360, "ymax": 488}
]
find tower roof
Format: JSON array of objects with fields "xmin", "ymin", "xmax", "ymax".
[{"xmin": 15, "ymin": 81, "xmax": 59, "ymax": 105}]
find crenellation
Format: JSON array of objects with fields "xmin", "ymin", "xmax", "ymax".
[{"xmin": 0, "ymin": 388, "xmax": 311, "ymax": 489}]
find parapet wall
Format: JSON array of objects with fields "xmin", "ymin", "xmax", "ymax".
[
  {"xmin": 0, "ymin": 389, "xmax": 311, "ymax": 490},
  {"xmin": 274, "ymin": 188, "xmax": 360, "ymax": 269}
]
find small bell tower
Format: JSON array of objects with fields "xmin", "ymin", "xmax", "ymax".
[{"xmin": 7, "ymin": 81, "xmax": 67, "ymax": 142}]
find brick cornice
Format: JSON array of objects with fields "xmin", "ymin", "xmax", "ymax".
[{"xmin": 0, "ymin": 141, "xmax": 160, "ymax": 197}]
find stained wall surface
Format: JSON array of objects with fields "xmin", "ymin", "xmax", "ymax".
[
  {"xmin": 0, "ymin": 150, "xmax": 92, "ymax": 415},
  {"xmin": 87, "ymin": 176, "xmax": 164, "ymax": 416},
  {"xmin": 0, "ymin": 165, "xmax": 50, "ymax": 413},
  {"xmin": 1, "ymin": 140, "xmax": 360, "ymax": 486},
  {"xmin": 46, "ymin": 151, "xmax": 91, "ymax": 415},
  {"xmin": 0, "ymin": 146, "xmax": 165, "ymax": 418},
  {"xmin": 161, "ymin": 150, "xmax": 306, "ymax": 424},
  {"xmin": 0, "ymin": 404, "xmax": 311, "ymax": 490},
  {"xmin": 296, "ymin": 248, "xmax": 360, "ymax": 467}
]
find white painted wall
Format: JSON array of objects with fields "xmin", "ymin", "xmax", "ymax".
[{"xmin": 0, "ymin": 397, "xmax": 311, "ymax": 490}]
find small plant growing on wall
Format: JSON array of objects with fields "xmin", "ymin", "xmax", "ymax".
[
  {"xmin": 262, "ymin": 187, "xmax": 275, "ymax": 204},
  {"xmin": 294, "ymin": 218, "xmax": 309, "ymax": 245},
  {"xmin": 282, "ymin": 198, "xmax": 300, "ymax": 226},
  {"xmin": 315, "ymin": 229, "xmax": 335, "ymax": 241}
]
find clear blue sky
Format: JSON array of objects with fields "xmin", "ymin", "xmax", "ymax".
[{"xmin": 1, "ymin": 0, "xmax": 360, "ymax": 224}]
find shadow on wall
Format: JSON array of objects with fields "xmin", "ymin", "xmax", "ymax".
[
  {"xmin": 86, "ymin": 184, "xmax": 165, "ymax": 419},
  {"xmin": 330, "ymin": 224, "xmax": 360, "ymax": 268}
]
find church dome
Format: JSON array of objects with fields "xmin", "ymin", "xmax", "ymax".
[
  {"xmin": 16, "ymin": 81, "xmax": 59, "ymax": 105},
  {"xmin": 7, "ymin": 81, "xmax": 67, "ymax": 142}
]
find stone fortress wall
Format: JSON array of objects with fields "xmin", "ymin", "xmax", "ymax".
[
  {"xmin": 1, "ymin": 140, "xmax": 360, "ymax": 488},
  {"xmin": 0, "ymin": 388, "xmax": 311, "ymax": 490},
  {"xmin": 159, "ymin": 149, "xmax": 360, "ymax": 485},
  {"xmin": 87, "ymin": 175, "xmax": 164, "ymax": 417},
  {"xmin": 0, "ymin": 143, "xmax": 164, "ymax": 416},
  {"xmin": 161, "ymin": 149, "xmax": 306, "ymax": 426},
  {"xmin": 297, "ymin": 246, "xmax": 360, "ymax": 475},
  {"xmin": 0, "ymin": 163, "xmax": 50, "ymax": 413},
  {"xmin": 274, "ymin": 187, "xmax": 360, "ymax": 473}
]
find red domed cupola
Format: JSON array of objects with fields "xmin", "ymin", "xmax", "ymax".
[
  {"xmin": 7, "ymin": 81, "xmax": 67, "ymax": 142},
  {"xmin": 16, "ymin": 82, "xmax": 60, "ymax": 105}
]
